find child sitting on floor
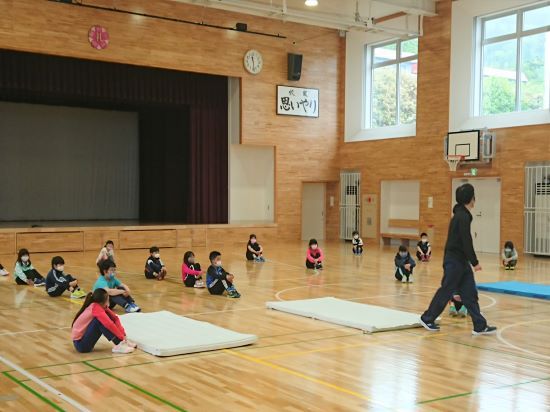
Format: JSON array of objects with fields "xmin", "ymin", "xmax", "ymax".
[
  {"xmin": 306, "ymin": 239, "xmax": 324, "ymax": 270},
  {"xmin": 207, "ymin": 251, "xmax": 240, "ymax": 298},
  {"xmin": 246, "ymin": 234, "xmax": 265, "ymax": 262},
  {"xmin": 46, "ymin": 256, "xmax": 86, "ymax": 299},
  {"xmin": 93, "ymin": 260, "xmax": 141, "ymax": 313},
  {"xmin": 416, "ymin": 232, "xmax": 432, "ymax": 262},
  {"xmin": 14, "ymin": 248, "xmax": 45, "ymax": 286},
  {"xmin": 96, "ymin": 240, "xmax": 116, "ymax": 268},
  {"xmin": 144, "ymin": 246, "xmax": 167, "ymax": 280},
  {"xmin": 0, "ymin": 263, "xmax": 9, "ymax": 277},
  {"xmin": 182, "ymin": 251, "xmax": 205, "ymax": 288},
  {"xmin": 352, "ymin": 231, "xmax": 364, "ymax": 255},
  {"xmin": 394, "ymin": 245, "xmax": 416, "ymax": 283},
  {"xmin": 502, "ymin": 241, "xmax": 518, "ymax": 270},
  {"xmin": 72, "ymin": 288, "xmax": 136, "ymax": 354},
  {"xmin": 448, "ymin": 293, "xmax": 468, "ymax": 318}
]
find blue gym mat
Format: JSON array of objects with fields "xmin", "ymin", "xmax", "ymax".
[{"xmin": 477, "ymin": 281, "xmax": 550, "ymax": 300}]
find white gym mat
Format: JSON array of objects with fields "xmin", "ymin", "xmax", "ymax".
[
  {"xmin": 266, "ymin": 297, "xmax": 421, "ymax": 333},
  {"xmin": 120, "ymin": 311, "xmax": 258, "ymax": 356}
]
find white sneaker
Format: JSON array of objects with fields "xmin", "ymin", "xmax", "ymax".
[
  {"xmin": 125, "ymin": 339, "xmax": 137, "ymax": 348},
  {"xmin": 194, "ymin": 280, "xmax": 205, "ymax": 288},
  {"xmin": 112, "ymin": 342, "xmax": 134, "ymax": 354},
  {"xmin": 0, "ymin": 269, "xmax": 8, "ymax": 276},
  {"xmin": 401, "ymin": 275, "xmax": 407, "ymax": 283},
  {"xmin": 408, "ymin": 276, "xmax": 414, "ymax": 283}
]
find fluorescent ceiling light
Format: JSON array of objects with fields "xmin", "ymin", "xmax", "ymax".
[{"xmin": 305, "ymin": 0, "xmax": 318, "ymax": 7}]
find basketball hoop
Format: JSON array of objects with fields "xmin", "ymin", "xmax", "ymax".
[{"xmin": 445, "ymin": 155, "xmax": 464, "ymax": 172}]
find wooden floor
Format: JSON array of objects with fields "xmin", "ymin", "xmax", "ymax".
[{"xmin": 1, "ymin": 241, "xmax": 549, "ymax": 411}]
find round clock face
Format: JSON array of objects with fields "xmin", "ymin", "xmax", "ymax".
[
  {"xmin": 244, "ymin": 49, "xmax": 263, "ymax": 74},
  {"xmin": 88, "ymin": 25, "xmax": 110, "ymax": 50}
]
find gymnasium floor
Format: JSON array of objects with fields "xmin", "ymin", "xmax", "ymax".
[{"xmin": 1, "ymin": 242, "xmax": 549, "ymax": 411}]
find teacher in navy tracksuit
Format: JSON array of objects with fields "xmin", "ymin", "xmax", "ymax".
[{"xmin": 420, "ymin": 183, "xmax": 497, "ymax": 336}]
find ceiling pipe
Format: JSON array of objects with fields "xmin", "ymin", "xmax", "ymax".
[{"xmin": 172, "ymin": 0, "xmax": 423, "ymax": 36}]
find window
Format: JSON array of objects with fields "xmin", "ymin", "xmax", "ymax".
[
  {"xmin": 478, "ymin": 3, "xmax": 550, "ymax": 116},
  {"xmin": 368, "ymin": 38, "xmax": 418, "ymax": 129}
]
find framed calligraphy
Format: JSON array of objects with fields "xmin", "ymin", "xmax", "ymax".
[{"xmin": 276, "ymin": 85, "xmax": 319, "ymax": 118}]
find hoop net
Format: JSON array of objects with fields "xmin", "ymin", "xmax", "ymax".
[{"xmin": 445, "ymin": 155, "xmax": 464, "ymax": 172}]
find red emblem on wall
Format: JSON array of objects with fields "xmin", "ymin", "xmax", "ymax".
[{"xmin": 88, "ymin": 26, "xmax": 109, "ymax": 50}]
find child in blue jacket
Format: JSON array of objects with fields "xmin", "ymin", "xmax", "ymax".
[{"xmin": 394, "ymin": 245, "xmax": 416, "ymax": 283}]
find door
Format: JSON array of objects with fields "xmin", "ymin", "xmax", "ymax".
[
  {"xmin": 452, "ymin": 178, "xmax": 501, "ymax": 253},
  {"xmin": 302, "ymin": 183, "xmax": 326, "ymax": 240}
]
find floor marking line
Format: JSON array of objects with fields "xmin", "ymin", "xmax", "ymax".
[
  {"xmin": 0, "ymin": 326, "xmax": 70, "ymax": 337},
  {"xmin": 259, "ymin": 330, "xmax": 454, "ymax": 361},
  {"xmin": 83, "ymin": 361, "xmax": 188, "ymax": 411},
  {"xmin": 274, "ymin": 283, "xmax": 438, "ymax": 301},
  {"xmin": 497, "ymin": 319, "xmax": 550, "ymax": 360},
  {"xmin": 223, "ymin": 349, "xmax": 383, "ymax": 407},
  {"xmin": 479, "ymin": 293, "xmax": 497, "ymax": 309},
  {"xmin": 3, "ymin": 371, "xmax": 66, "ymax": 412},
  {"xmin": 418, "ymin": 375, "xmax": 550, "ymax": 405},
  {"xmin": 0, "ymin": 355, "xmax": 89, "ymax": 412}
]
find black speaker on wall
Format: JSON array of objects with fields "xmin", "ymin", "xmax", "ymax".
[{"xmin": 287, "ymin": 53, "xmax": 303, "ymax": 81}]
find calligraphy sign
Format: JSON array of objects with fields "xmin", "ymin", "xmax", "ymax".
[{"xmin": 276, "ymin": 85, "xmax": 319, "ymax": 118}]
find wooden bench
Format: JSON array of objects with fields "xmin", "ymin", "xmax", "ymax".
[{"xmin": 381, "ymin": 219, "xmax": 420, "ymax": 246}]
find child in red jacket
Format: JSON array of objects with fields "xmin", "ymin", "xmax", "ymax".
[
  {"xmin": 182, "ymin": 251, "xmax": 205, "ymax": 288},
  {"xmin": 72, "ymin": 289, "xmax": 136, "ymax": 354},
  {"xmin": 306, "ymin": 239, "xmax": 324, "ymax": 270}
]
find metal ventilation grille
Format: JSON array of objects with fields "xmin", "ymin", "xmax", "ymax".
[
  {"xmin": 340, "ymin": 171, "xmax": 361, "ymax": 240},
  {"xmin": 524, "ymin": 163, "xmax": 550, "ymax": 255}
]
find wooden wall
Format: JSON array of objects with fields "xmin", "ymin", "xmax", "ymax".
[
  {"xmin": 1, "ymin": 0, "xmax": 548, "ymax": 248},
  {"xmin": 0, "ymin": 0, "xmax": 343, "ymax": 241},
  {"xmin": 338, "ymin": 0, "xmax": 550, "ymax": 252},
  {"xmin": 0, "ymin": 223, "xmax": 278, "ymax": 255}
]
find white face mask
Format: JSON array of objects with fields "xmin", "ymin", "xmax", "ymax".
[
  {"xmin": 154, "ymin": 253, "xmax": 160, "ymax": 259},
  {"xmin": 56, "ymin": 265, "xmax": 64, "ymax": 272},
  {"xmin": 399, "ymin": 252, "xmax": 407, "ymax": 257},
  {"xmin": 311, "ymin": 245, "xmax": 318, "ymax": 250},
  {"xmin": 505, "ymin": 248, "xmax": 512, "ymax": 253},
  {"xmin": 421, "ymin": 238, "xmax": 428, "ymax": 243},
  {"xmin": 21, "ymin": 255, "xmax": 29, "ymax": 263},
  {"xmin": 216, "ymin": 261, "xmax": 223, "ymax": 267},
  {"xmin": 353, "ymin": 235, "xmax": 359, "ymax": 239}
]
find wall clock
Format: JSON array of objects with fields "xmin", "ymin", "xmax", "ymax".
[{"xmin": 244, "ymin": 49, "xmax": 263, "ymax": 75}]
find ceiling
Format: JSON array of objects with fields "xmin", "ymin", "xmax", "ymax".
[{"xmin": 173, "ymin": 0, "xmax": 438, "ymax": 35}]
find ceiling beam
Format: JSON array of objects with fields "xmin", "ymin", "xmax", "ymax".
[
  {"xmin": 373, "ymin": 11, "xmax": 407, "ymax": 24},
  {"xmin": 172, "ymin": 0, "xmax": 422, "ymax": 36},
  {"xmin": 372, "ymin": 0, "xmax": 437, "ymax": 17}
]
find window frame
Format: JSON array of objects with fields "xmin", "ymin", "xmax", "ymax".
[
  {"xmin": 365, "ymin": 37, "xmax": 418, "ymax": 130},
  {"xmin": 475, "ymin": 2, "xmax": 550, "ymax": 116}
]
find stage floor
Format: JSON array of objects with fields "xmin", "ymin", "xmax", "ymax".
[{"xmin": 1, "ymin": 242, "xmax": 549, "ymax": 411}]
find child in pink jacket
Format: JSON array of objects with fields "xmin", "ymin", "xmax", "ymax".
[{"xmin": 306, "ymin": 239, "xmax": 324, "ymax": 270}]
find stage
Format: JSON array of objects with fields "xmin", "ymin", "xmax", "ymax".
[{"xmin": 0, "ymin": 221, "xmax": 277, "ymax": 255}]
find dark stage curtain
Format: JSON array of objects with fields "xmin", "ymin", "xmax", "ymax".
[
  {"xmin": 0, "ymin": 49, "xmax": 228, "ymax": 224},
  {"xmin": 139, "ymin": 107, "xmax": 190, "ymax": 223}
]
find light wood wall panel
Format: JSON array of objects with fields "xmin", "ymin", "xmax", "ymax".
[
  {"xmin": 176, "ymin": 229, "xmax": 193, "ymax": 249},
  {"xmin": 0, "ymin": 0, "xmax": 343, "ymax": 241},
  {"xmin": 206, "ymin": 227, "xmax": 278, "ymax": 247},
  {"xmin": 191, "ymin": 228, "xmax": 207, "ymax": 248},
  {"xmin": 119, "ymin": 230, "xmax": 177, "ymax": 249},
  {"xmin": 16, "ymin": 232, "xmax": 84, "ymax": 253},
  {"xmin": 0, "ymin": 233, "xmax": 16, "ymax": 255},
  {"xmin": 83, "ymin": 231, "xmax": 120, "ymax": 252}
]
